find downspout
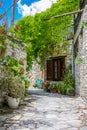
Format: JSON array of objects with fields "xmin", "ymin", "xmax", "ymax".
[
  {"xmin": 72, "ymin": 40, "xmax": 75, "ymax": 87},
  {"xmin": 72, "ymin": 14, "xmax": 76, "ymax": 87}
]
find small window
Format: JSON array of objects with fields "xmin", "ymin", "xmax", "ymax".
[{"xmin": 47, "ymin": 57, "xmax": 65, "ymax": 81}]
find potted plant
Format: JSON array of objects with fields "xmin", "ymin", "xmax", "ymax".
[
  {"xmin": 7, "ymin": 76, "xmax": 25, "ymax": 108},
  {"xmin": 50, "ymin": 83, "xmax": 57, "ymax": 93},
  {"xmin": 0, "ymin": 56, "xmax": 27, "ymax": 108},
  {"xmin": 0, "ymin": 75, "xmax": 9, "ymax": 104}
]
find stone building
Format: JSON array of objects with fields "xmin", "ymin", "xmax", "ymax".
[
  {"xmin": 30, "ymin": 42, "xmax": 72, "ymax": 87},
  {"xmin": 29, "ymin": 0, "xmax": 87, "ymax": 98},
  {"xmin": 43, "ymin": 43, "xmax": 72, "ymax": 82},
  {"xmin": 74, "ymin": 0, "xmax": 87, "ymax": 101}
]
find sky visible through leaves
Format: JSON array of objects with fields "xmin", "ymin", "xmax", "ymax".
[{"xmin": 0, "ymin": 0, "xmax": 56, "ymax": 26}]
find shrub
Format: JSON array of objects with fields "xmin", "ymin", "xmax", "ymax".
[
  {"xmin": 42, "ymin": 81, "xmax": 50, "ymax": 92},
  {"xmin": 63, "ymin": 72, "xmax": 75, "ymax": 96},
  {"xmin": 55, "ymin": 82, "xmax": 64, "ymax": 94},
  {"xmin": 8, "ymin": 76, "xmax": 25, "ymax": 99}
]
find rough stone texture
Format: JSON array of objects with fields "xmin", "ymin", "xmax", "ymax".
[
  {"xmin": 75, "ymin": 36, "xmax": 83, "ymax": 95},
  {"xmin": 29, "ymin": 38, "xmax": 72, "ymax": 86},
  {"xmin": 29, "ymin": 61, "xmax": 41, "ymax": 87},
  {"xmin": 0, "ymin": 43, "xmax": 27, "ymax": 76},
  {"xmin": 80, "ymin": 26, "xmax": 87, "ymax": 103},
  {"xmin": 44, "ymin": 43, "xmax": 72, "ymax": 80},
  {"xmin": 0, "ymin": 88, "xmax": 87, "ymax": 130},
  {"xmin": 65, "ymin": 42, "xmax": 72, "ymax": 67},
  {"xmin": 75, "ymin": 5, "xmax": 87, "ymax": 102},
  {"xmin": 5, "ymin": 44, "xmax": 27, "ymax": 68}
]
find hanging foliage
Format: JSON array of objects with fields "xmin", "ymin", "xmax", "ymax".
[{"xmin": 15, "ymin": 0, "xmax": 79, "ymax": 69}]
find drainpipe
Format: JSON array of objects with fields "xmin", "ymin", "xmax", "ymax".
[{"xmin": 72, "ymin": 40, "xmax": 75, "ymax": 87}]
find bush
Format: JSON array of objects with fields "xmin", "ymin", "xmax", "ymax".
[
  {"xmin": 63, "ymin": 72, "xmax": 75, "ymax": 96},
  {"xmin": 42, "ymin": 81, "xmax": 50, "ymax": 92},
  {"xmin": 8, "ymin": 76, "xmax": 25, "ymax": 99},
  {"xmin": 21, "ymin": 76, "xmax": 30, "ymax": 96},
  {"xmin": 55, "ymin": 82, "xmax": 64, "ymax": 94}
]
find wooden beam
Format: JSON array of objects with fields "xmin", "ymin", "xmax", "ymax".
[
  {"xmin": 0, "ymin": 0, "xmax": 20, "ymax": 20},
  {"xmin": 44, "ymin": 9, "xmax": 84, "ymax": 20},
  {"xmin": 11, "ymin": 0, "xmax": 15, "ymax": 26}
]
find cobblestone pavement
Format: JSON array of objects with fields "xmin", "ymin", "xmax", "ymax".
[{"xmin": 0, "ymin": 88, "xmax": 87, "ymax": 130}]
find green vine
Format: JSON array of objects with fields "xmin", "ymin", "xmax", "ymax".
[{"xmin": 14, "ymin": 0, "xmax": 79, "ymax": 69}]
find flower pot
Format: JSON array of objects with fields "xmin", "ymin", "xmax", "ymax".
[{"xmin": 7, "ymin": 96, "xmax": 20, "ymax": 108}]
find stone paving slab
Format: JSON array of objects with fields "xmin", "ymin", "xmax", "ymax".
[{"xmin": 0, "ymin": 88, "xmax": 87, "ymax": 130}]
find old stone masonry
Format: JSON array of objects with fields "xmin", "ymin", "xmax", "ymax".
[{"xmin": 0, "ymin": 88, "xmax": 87, "ymax": 130}]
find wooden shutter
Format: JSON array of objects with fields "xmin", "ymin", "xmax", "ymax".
[
  {"xmin": 60, "ymin": 58, "xmax": 65, "ymax": 80},
  {"xmin": 58, "ymin": 59, "xmax": 61, "ymax": 80},
  {"xmin": 53, "ymin": 59, "xmax": 58, "ymax": 81},
  {"xmin": 47, "ymin": 60, "xmax": 53, "ymax": 80}
]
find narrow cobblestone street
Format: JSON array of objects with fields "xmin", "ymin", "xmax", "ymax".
[{"xmin": 0, "ymin": 88, "xmax": 87, "ymax": 130}]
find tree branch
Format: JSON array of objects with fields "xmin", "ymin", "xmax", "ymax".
[{"xmin": 0, "ymin": 0, "xmax": 20, "ymax": 20}]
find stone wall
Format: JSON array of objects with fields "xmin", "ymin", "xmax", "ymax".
[
  {"xmin": 75, "ymin": 5, "xmax": 87, "ymax": 101},
  {"xmin": 44, "ymin": 42, "xmax": 72, "ymax": 80},
  {"xmin": 29, "ymin": 61, "xmax": 41, "ymax": 87},
  {"xmin": 75, "ymin": 36, "xmax": 83, "ymax": 94},
  {"xmin": 5, "ymin": 44, "xmax": 27, "ymax": 69},
  {"xmin": 65, "ymin": 42, "xmax": 72, "ymax": 67},
  {"xmin": 0, "ymin": 41, "xmax": 27, "ymax": 78},
  {"xmin": 80, "ymin": 26, "xmax": 87, "ymax": 102}
]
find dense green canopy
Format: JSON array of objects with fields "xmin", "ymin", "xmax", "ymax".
[{"xmin": 16, "ymin": 0, "xmax": 79, "ymax": 69}]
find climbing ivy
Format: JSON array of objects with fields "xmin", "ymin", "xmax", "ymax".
[{"xmin": 15, "ymin": 0, "xmax": 79, "ymax": 69}]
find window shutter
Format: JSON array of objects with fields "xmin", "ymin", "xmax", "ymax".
[
  {"xmin": 47, "ymin": 60, "xmax": 53, "ymax": 80},
  {"xmin": 58, "ymin": 60, "xmax": 61, "ymax": 80}
]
